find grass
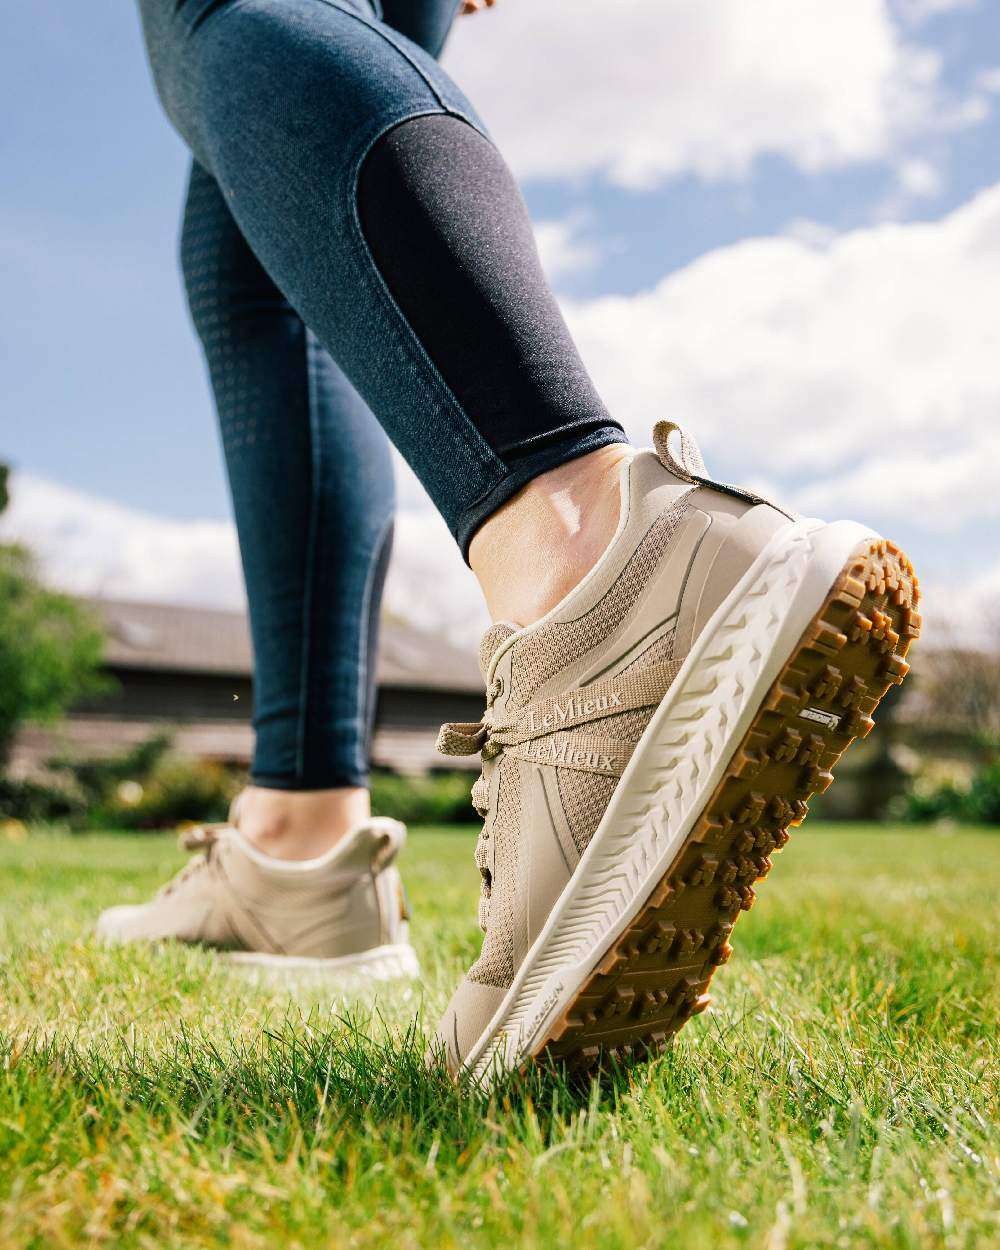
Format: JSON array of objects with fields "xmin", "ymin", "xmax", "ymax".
[{"xmin": 0, "ymin": 824, "xmax": 997, "ymax": 1249}]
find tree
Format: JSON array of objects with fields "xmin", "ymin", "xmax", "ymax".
[
  {"xmin": 0, "ymin": 466, "xmax": 106, "ymax": 767},
  {"xmin": 904, "ymin": 610, "xmax": 1000, "ymax": 755}
]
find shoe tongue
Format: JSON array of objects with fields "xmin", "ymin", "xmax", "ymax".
[{"xmin": 478, "ymin": 622, "xmax": 518, "ymax": 678}]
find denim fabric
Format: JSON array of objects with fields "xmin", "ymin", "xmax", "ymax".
[{"xmin": 136, "ymin": 0, "xmax": 627, "ymax": 787}]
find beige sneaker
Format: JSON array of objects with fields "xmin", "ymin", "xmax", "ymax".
[
  {"xmin": 434, "ymin": 422, "xmax": 919, "ymax": 1080},
  {"xmin": 96, "ymin": 809, "xmax": 419, "ymax": 985}
]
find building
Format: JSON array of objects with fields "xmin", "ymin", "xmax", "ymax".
[{"xmin": 13, "ymin": 598, "xmax": 484, "ymax": 776}]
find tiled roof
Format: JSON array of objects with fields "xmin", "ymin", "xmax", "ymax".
[{"xmin": 86, "ymin": 598, "xmax": 482, "ymax": 693}]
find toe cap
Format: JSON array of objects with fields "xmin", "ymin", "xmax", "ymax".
[{"xmin": 432, "ymin": 977, "xmax": 507, "ymax": 1076}]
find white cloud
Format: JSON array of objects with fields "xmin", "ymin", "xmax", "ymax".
[
  {"xmin": 563, "ymin": 182, "xmax": 1000, "ymax": 530},
  {"xmin": 445, "ymin": 0, "xmax": 978, "ymax": 188},
  {"xmin": 0, "ymin": 471, "xmax": 488, "ymax": 651},
  {"xmin": 533, "ymin": 215, "xmax": 600, "ymax": 283},
  {"xmin": 794, "ymin": 444, "xmax": 1000, "ymax": 528},
  {"xmin": 0, "ymin": 475, "xmax": 245, "ymax": 609},
  {"xmin": 895, "ymin": 0, "xmax": 977, "ymax": 23},
  {"xmin": 782, "ymin": 219, "xmax": 838, "ymax": 249},
  {"xmin": 384, "ymin": 501, "xmax": 488, "ymax": 648},
  {"xmin": 975, "ymin": 66, "xmax": 1000, "ymax": 94},
  {"xmin": 895, "ymin": 156, "xmax": 943, "ymax": 198},
  {"xmin": 873, "ymin": 154, "xmax": 946, "ymax": 220},
  {"xmin": 6, "ymin": 186, "xmax": 1000, "ymax": 654}
]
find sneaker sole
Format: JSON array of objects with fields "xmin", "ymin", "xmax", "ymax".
[
  {"xmin": 462, "ymin": 519, "xmax": 920, "ymax": 1083},
  {"xmin": 224, "ymin": 942, "xmax": 420, "ymax": 988}
]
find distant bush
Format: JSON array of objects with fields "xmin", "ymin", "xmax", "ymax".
[
  {"xmin": 370, "ymin": 769, "xmax": 476, "ymax": 826},
  {"xmin": 0, "ymin": 534, "xmax": 106, "ymax": 768},
  {"xmin": 98, "ymin": 757, "xmax": 243, "ymax": 830},
  {"xmin": 47, "ymin": 733, "xmax": 174, "ymax": 811},
  {"xmin": 966, "ymin": 762, "xmax": 1000, "ymax": 824},
  {"xmin": 0, "ymin": 735, "xmax": 244, "ymax": 830},
  {"xmin": 898, "ymin": 761, "xmax": 1000, "ymax": 825},
  {"xmin": 0, "ymin": 772, "xmax": 85, "ymax": 824}
]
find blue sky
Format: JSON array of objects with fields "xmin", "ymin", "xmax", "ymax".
[{"xmin": 2, "ymin": 0, "xmax": 999, "ymax": 639}]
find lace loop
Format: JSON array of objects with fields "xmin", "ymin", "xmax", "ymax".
[
  {"xmin": 435, "ymin": 721, "xmax": 489, "ymax": 757},
  {"xmin": 652, "ymin": 419, "xmax": 708, "ymax": 482},
  {"xmin": 178, "ymin": 823, "xmax": 226, "ymax": 853},
  {"xmin": 438, "ymin": 662, "xmax": 680, "ymax": 767}
]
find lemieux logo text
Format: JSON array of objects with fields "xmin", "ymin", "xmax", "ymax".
[{"xmin": 524, "ymin": 690, "xmax": 623, "ymax": 733}]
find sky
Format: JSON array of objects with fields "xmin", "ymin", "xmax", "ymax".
[{"xmin": 2, "ymin": 0, "xmax": 999, "ymax": 647}]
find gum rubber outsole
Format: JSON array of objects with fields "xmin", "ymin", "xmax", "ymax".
[{"xmin": 532, "ymin": 537, "xmax": 920, "ymax": 1074}]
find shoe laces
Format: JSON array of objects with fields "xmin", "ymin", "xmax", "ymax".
[
  {"xmin": 438, "ymin": 660, "xmax": 679, "ymax": 934},
  {"xmin": 157, "ymin": 823, "xmax": 226, "ymax": 898},
  {"xmin": 436, "ymin": 678, "xmax": 506, "ymax": 928},
  {"xmin": 434, "ymin": 419, "xmax": 709, "ymax": 934},
  {"xmin": 437, "ymin": 673, "xmax": 507, "ymax": 819}
]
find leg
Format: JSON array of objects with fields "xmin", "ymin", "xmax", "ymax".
[
  {"xmin": 136, "ymin": 0, "xmax": 628, "ymax": 575},
  {"xmin": 131, "ymin": 1, "xmax": 919, "ymax": 1075},
  {"xmin": 379, "ymin": 0, "xmax": 463, "ymax": 57},
  {"xmin": 98, "ymin": 156, "xmax": 416, "ymax": 971},
  {"xmin": 180, "ymin": 160, "xmax": 395, "ymax": 855}
]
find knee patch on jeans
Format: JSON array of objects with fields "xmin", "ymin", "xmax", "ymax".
[{"xmin": 356, "ymin": 114, "xmax": 617, "ymax": 464}]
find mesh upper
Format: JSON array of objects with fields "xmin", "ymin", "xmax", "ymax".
[
  {"xmin": 467, "ymin": 499, "xmax": 691, "ymax": 989},
  {"xmin": 468, "ymin": 757, "xmax": 521, "ymax": 987},
  {"xmin": 506, "ymin": 502, "xmax": 689, "ymax": 705},
  {"xmin": 479, "ymin": 623, "xmax": 516, "ymax": 678}
]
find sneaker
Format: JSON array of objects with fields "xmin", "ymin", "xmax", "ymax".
[
  {"xmin": 434, "ymin": 421, "xmax": 919, "ymax": 1080},
  {"xmin": 96, "ymin": 807, "xmax": 419, "ymax": 986}
]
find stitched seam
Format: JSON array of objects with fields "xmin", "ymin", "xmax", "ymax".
[
  {"xmin": 539, "ymin": 774, "xmax": 574, "ymax": 876},
  {"xmin": 187, "ymin": 0, "xmax": 506, "ymax": 504},
  {"xmin": 295, "ymin": 328, "xmax": 323, "ymax": 781},
  {"xmin": 557, "ymin": 497, "xmax": 697, "ymax": 630},
  {"xmin": 184, "ymin": 0, "xmax": 255, "ymax": 36},
  {"xmin": 355, "ymin": 512, "xmax": 394, "ymax": 779}
]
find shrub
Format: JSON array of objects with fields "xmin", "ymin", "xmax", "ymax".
[
  {"xmin": 47, "ymin": 733, "xmax": 173, "ymax": 809},
  {"xmin": 20, "ymin": 734, "xmax": 245, "ymax": 830},
  {"xmin": 965, "ymin": 761, "xmax": 1000, "ymax": 824},
  {"xmin": 370, "ymin": 769, "xmax": 476, "ymax": 825},
  {"xmin": 99, "ymin": 757, "xmax": 243, "ymax": 830},
  {"xmin": 0, "ymin": 540, "xmax": 106, "ymax": 767},
  {"xmin": 898, "ymin": 760, "xmax": 1000, "ymax": 825},
  {"xmin": 0, "ymin": 772, "xmax": 86, "ymax": 824}
]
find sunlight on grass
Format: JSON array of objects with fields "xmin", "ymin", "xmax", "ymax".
[{"xmin": 1, "ymin": 826, "xmax": 997, "ymax": 1248}]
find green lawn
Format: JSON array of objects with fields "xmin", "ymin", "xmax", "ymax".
[{"xmin": 0, "ymin": 825, "xmax": 996, "ymax": 1249}]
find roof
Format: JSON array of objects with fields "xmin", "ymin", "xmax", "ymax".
[{"xmin": 86, "ymin": 597, "xmax": 483, "ymax": 693}]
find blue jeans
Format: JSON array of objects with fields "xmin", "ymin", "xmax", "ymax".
[{"xmin": 137, "ymin": 0, "xmax": 626, "ymax": 788}]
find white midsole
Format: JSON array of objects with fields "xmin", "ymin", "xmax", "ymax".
[
  {"xmin": 464, "ymin": 517, "xmax": 878, "ymax": 1082},
  {"xmin": 225, "ymin": 942, "xmax": 420, "ymax": 984}
]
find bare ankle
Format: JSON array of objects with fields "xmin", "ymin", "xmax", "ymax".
[
  {"xmin": 235, "ymin": 786, "xmax": 370, "ymax": 862},
  {"xmin": 469, "ymin": 444, "xmax": 633, "ymax": 625}
]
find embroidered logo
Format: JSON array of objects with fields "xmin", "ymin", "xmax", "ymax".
[
  {"xmin": 525, "ymin": 690, "xmax": 623, "ymax": 733},
  {"xmin": 522, "ymin": 740, "xmax": 618, "ymax": 771}
]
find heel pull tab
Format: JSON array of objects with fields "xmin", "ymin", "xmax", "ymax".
[
  {"xmin": 653, "ymin": 419, "xmax": 708, "ymax": 482},
  {"xmin": 365, "ymin": 817, "xmax": 407, "ymax": 872},
  {"xmin": 652, "ymin": 419, "xmax": 793, "ymax": 516}
]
